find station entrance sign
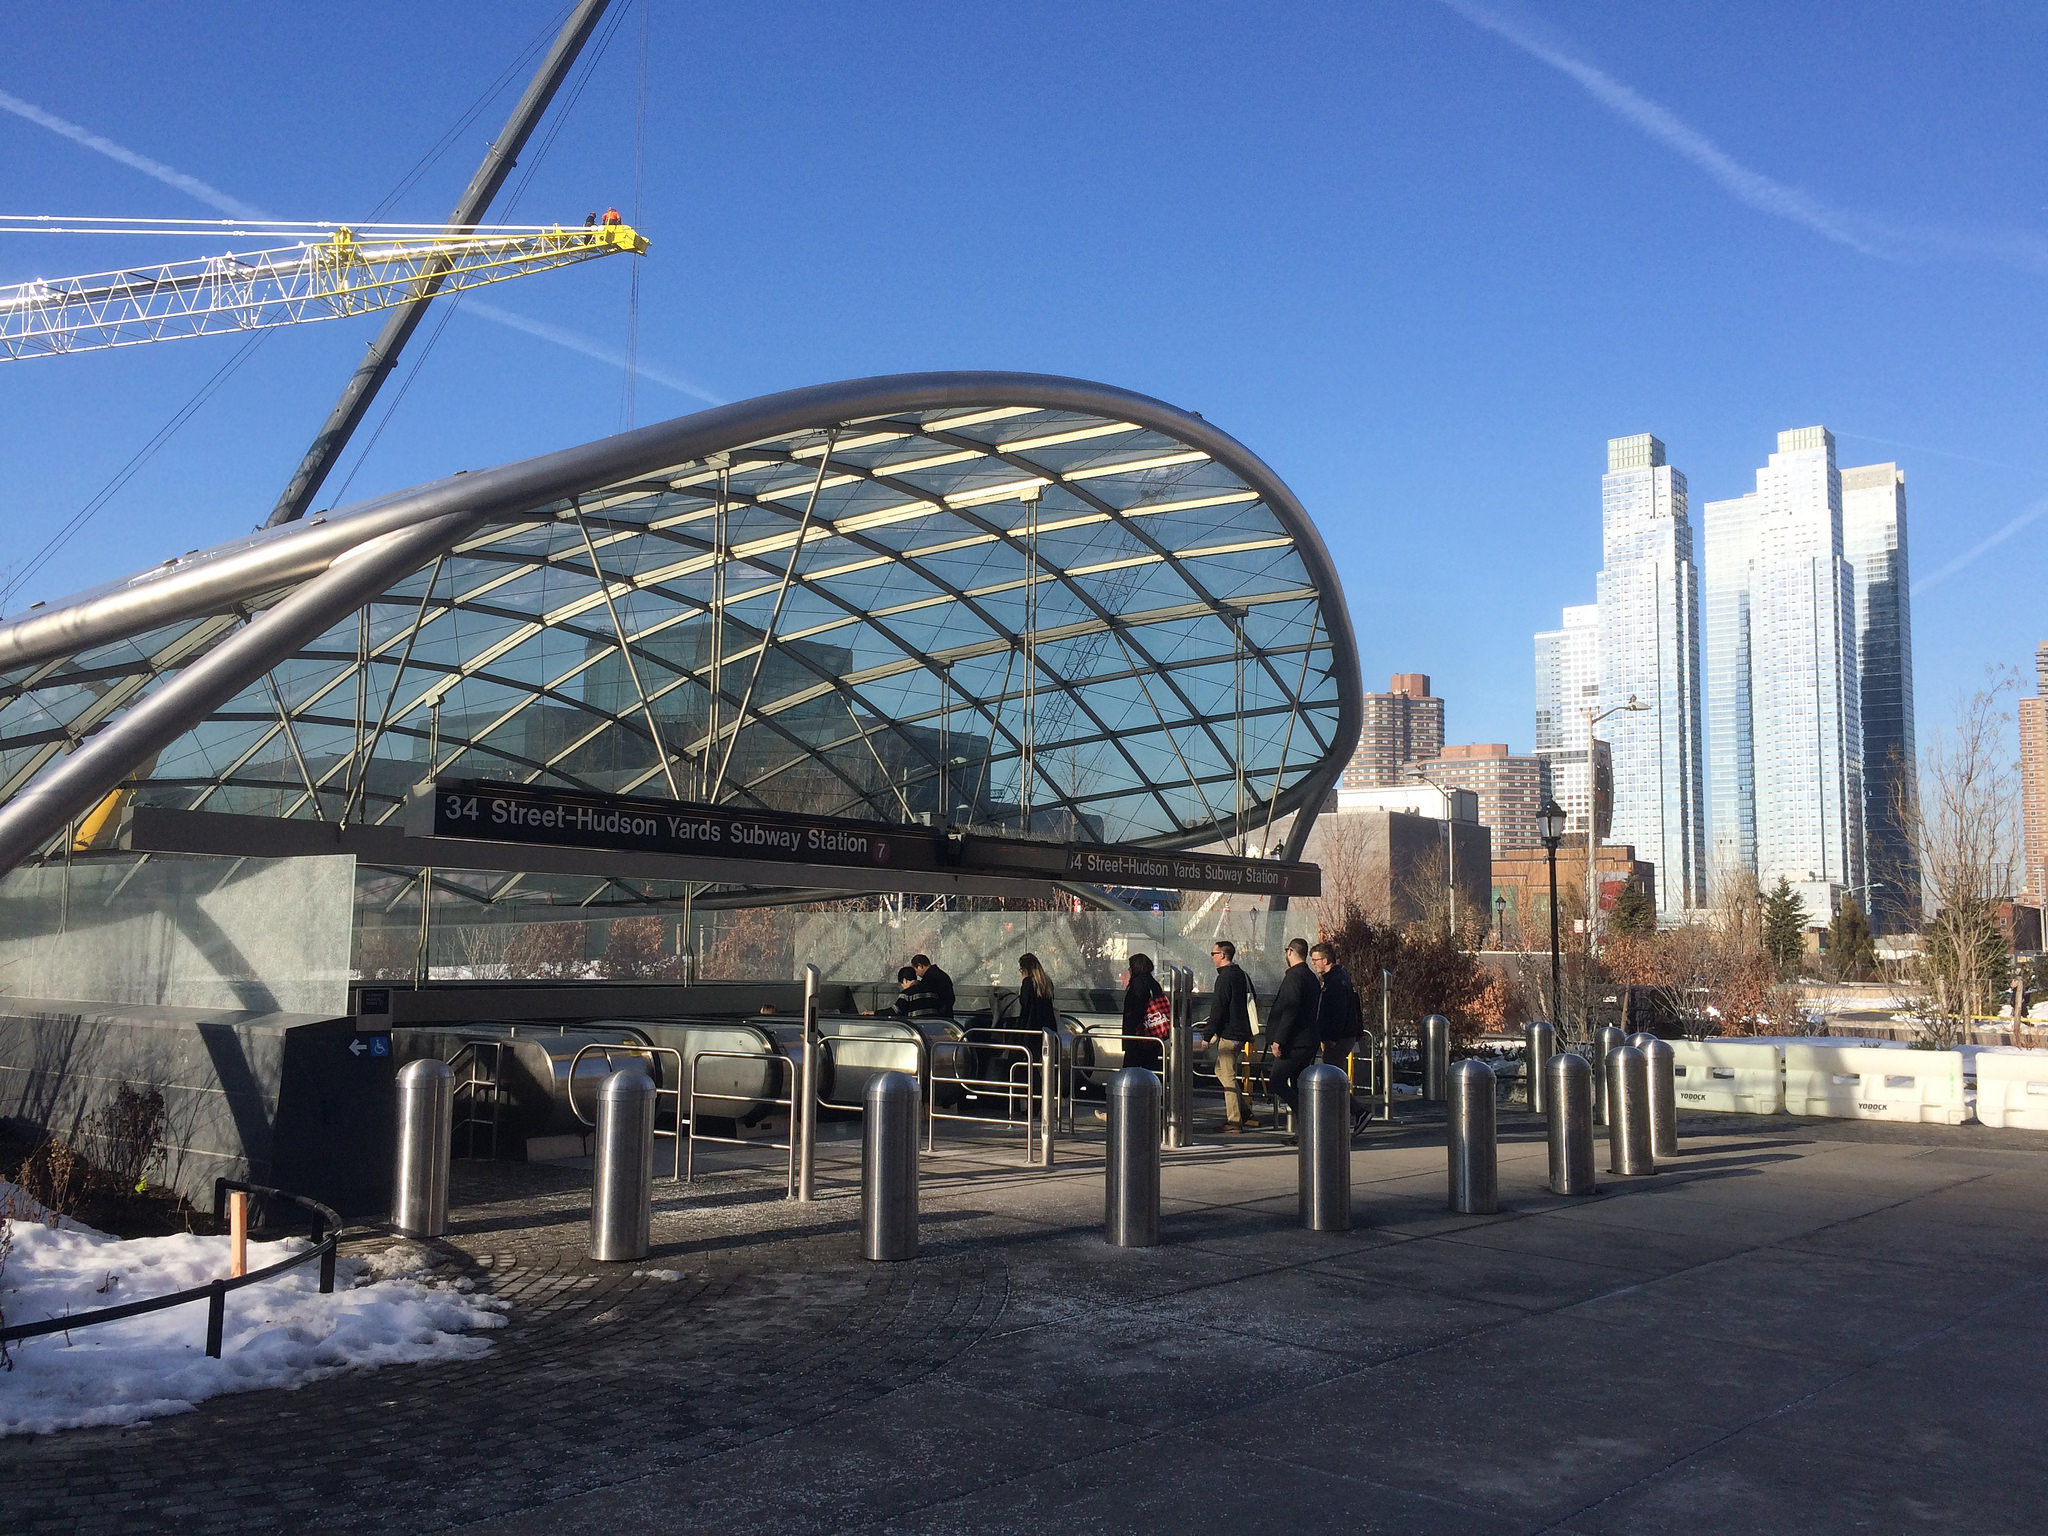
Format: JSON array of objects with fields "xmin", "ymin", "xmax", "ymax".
[{"xmin": 416, "ymin": 780, "xmax": 1319, "ymax": 897}]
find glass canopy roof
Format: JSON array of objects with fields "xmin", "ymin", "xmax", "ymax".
[{"xmin": 0, "ymin": 374, "xmax": 1360, "ymax": 911}]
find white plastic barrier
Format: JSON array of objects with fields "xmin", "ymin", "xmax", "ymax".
[
  {"xmin": 1782, "ymin": 1043, "xmax": 1966, "ymax": 1125},
  {"xmin": 1973, "ymin": 1049, "xmax": 2048, "ymax": 1130},
  {"xmin": 1669, "ymin": 1039, "xmax": 1785, "ymax": 1115}
]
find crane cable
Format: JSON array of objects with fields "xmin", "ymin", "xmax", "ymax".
[
  {"xmin": 0, "ymin": 330, "xmax": 271, "ymax": 612},
  {"xmin": 0, "ymin": 6, "xmax": 579, "ymax": 615},
  {"xmin": 326, "ymin": 1, "xmax": 633, "ymax": 505},
  {"xmin": 623, "ymin": 0, "xmax": 649, "ymax": 430}
]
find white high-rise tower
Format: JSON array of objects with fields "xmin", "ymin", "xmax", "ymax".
[
  {"xmin": 1534, "ymin": 604, "xmax": 1604, "ymax": 838},
  {"xmin": 1705, "ymin": 427, "xmax": 1864, "ymax": 916},
  {"xmin": 1595, "ymin": 434, "xmax": 1706, "ymax": 916}
]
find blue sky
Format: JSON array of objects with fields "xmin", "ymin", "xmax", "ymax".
[{"xmin": 2, "ymin": 0, "xmax": 2043, "ymax": 755}]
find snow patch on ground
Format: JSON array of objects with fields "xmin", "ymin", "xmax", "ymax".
[
  {"xmin": 632, "ymin": 1268, "xmax": 683, "ymax": 1282},
  {"xmin": 1, "ymin": 1207, "xmax": 505, "ymax": 1437}
]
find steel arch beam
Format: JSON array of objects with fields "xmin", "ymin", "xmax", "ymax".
[
  {"xmin": 1, "ymin": 372, "xmax": 1361, "ymax": 866},
  {"xmin": 0, "ymin": 514, "xmax": 478, "ymax": 877}
]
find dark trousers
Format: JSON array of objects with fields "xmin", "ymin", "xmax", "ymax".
[{"xmin": 1270, "ymin": 1049, "xmax": 1318, "ymax": 1111}]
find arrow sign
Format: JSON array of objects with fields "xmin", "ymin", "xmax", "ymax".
[{"xmin": 349, "ymin": 1039, "xmax": 367, "ymax": 1057}]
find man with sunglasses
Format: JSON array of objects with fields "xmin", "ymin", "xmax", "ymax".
[{"xmin": 1206, "ymin": 939, "xmax": 1260, "ymax": 1132}]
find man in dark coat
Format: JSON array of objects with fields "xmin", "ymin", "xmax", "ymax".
[
  {"xmin": 1311, "ymin": 943, "xmax": 1362, "ymax": 1063},
  {"xmin": 911, "ymin": 953, "xmax": 956, "ymax": 1016},
  {"xmin": 1206, "ymin": 939, "xmax": 1259, "ymax": 1131},
  {"xmin": 1311, "ymin": 942, "xmax": 1370, "ymax": 1133},
  {"xmin": 1265, "ymin": 938, "xmax": 1323, "ymax": 1121}
]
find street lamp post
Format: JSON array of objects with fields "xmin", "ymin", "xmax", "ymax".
[
  {"xmin": 1579, "ymin": 696, "xmax": 1649, "ymax": 947},
  {"xmin": 1494, "ymin": 892, "xmax": 1507, "ymax": 949},
  {"xmin": 1538, "ymin": 798, "xmax": 1567, "ymax": 1028},
  {"xmin": 1413, "ymin": 770, "xmax": 1458, "ymax": 941}
]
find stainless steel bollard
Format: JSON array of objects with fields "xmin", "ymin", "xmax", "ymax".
[
  {"xmin": 1446, "ymin": 1057, "xmax": 1498, "ymax": 1214},
  {"xmin": 1594, "ymin": 1024, "xmax": 1626, "ymax": 1123},
  {"xmin": 1544, "ymin": 1052, "xmax": 1596, "ymax": 1196},
  {"xmin": 392, "ymin": 1057, "xmax": 452, "ymax": 1238},
  {"xmin": 1165, "ymin": 967, "xmax": 1194, "ymax": 1149},
  {"xmin": 1421, "ymin": 1014, "xmax": 1451, "ymax": 1102},
  {"xmin": 1522, "ymin": 1021, "xmax": 1557, "ymax": 1113},
  {"xmin": 1039, "ymin": 1030, "xmax": 1058, "ymax": 1169},
  {"xmin": 861, "ymin": 1071, "xmax": 920, "ymax": 1261},
  {"xmin": 797, "ymin": 963, "xmax": 821, "ymax": 1202},
  {"xmin": 590, "ymin": 1067, "xmax": 655, "ymax": 1261},
  {"xmin": 1104, "ymin": 1068, "xmax": 1161, "ymax": 1248},
  {"xmin": 1297, "ymin": 1063, "xmax": 1352, "ymax": 1231},
  {"xmin": 1629, "ymin": 1032, "xmax": 1679, "ymax": 1159},
  {"xmin": 1607, "ymin": 1045, "xmax": 1654, "ymax": 1177}
]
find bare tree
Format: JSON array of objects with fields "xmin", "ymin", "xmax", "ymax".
[
  {"xmin": 1897, "ymin": 676, "xmax": 2021, "ymax": 1044},
  {"xmin": 1600, "ymin": 867, "xmax": 1782, "ymax": 1036},
  {"xmin": 449, "ymin": 922, "xmax": 510, "ymax": 979},
  {"xmin": 1302, "ymin": 813, "xmax": 1391, "ymax": 935}
]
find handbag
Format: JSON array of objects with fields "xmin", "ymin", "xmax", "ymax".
[{"xmin": 1142, "ymin": 991, "xmax": 1172, "ymax": 1038}]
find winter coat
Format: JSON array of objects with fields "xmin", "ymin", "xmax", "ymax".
[
  {"xmin": 1206, "ymin": 963, "xmax": 1254, "ymax": 1041},
  {"xmin": 1265, "ymin": 961, "xmax": 1323, "ymax": 1056},
  {"xmin": 1317, "ymin": 963, "xmax": 1364, "ymax": 1043}
]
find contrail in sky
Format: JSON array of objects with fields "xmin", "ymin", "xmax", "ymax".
[
  {"xmin": 0, "ymin": 87, "xmax": 268, "ymax": 220},
  {"xmin": 0, "ymin": 85, "xmax": 711, "ymax": 397},
  {"xmin": 465, "ymin": 299, "xmax": 724, "ymax": 405},
  {"xmin": 1435, "ymin": 0, "xmax": 2048, "ymax": 273},
  {"xmin": 1913, "ymin": 499, "xmax": 2048, "ymax": 598}
]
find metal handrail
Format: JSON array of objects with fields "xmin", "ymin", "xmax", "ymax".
[
  {"xmin": 685, "ymin": 1049, "xmax": 798, "ymax": 1198},
  {"xmin": 964, "ymin": 1023, "xmax": 1072, "ymax": 1129},
  {"xmin": 813, "ymin": 1017, "xmax": 932, "ymax": 1113},
  {"xmin": 565, "ymin": 1041, "xmax": 686, "ymax": 1180},
  {"xmin": 0, "ymin": 1180, "xmax": 340, "ymax": 1359},
  {"xmin": 451, "ymin": 1036, "xmax": 506, "ymax": 1159},
  {"xmin": 1072, "ymin": 1025, "xmax": 1172, "ymax": 1143},
  {"xmin": 931, "ymin": 1037, "xmax": 1040, "ymax": 1160}
]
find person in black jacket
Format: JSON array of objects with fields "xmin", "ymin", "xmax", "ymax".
[
  {"xmin": 1265, "ymin": 938, "xmax": 1322, "ymax": 1120},
  {"xmin": 1093, "ymin": 952, "xmax": 1166, "ymax": 1124},
  {"xmin": 1206, "ymin": 939, "xmax": 1260, "ymax": 1131},
  {"xmin": 911, "ymin": 953, "xmax": 955, "ymax": 1016},
  {"xmin": 1016, "ymin": 952, "xmax": 1057, "ymax": 1044},
  {"xmin": 1311, "ymin": 943, "xmax": 1362, "ymax": 1064},
  {"xmin": 1120, "ymin": 952, "xmax": 1166, "ymax": 1076},
  {"xmin": 890, "ymin": 964, "xmax": 945, "ymax": 1020}
]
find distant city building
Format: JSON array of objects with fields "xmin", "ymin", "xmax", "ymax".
[
  {"xmin": 1534, "ymin": 605, "xmax": 1609, "ymax": 838},
  {"xmin": 1491, "ymin": 842, "xmax": 1656, "ymax": 950},
  {"xmin": 1409, "ymin": 743, "xmax": 1550, "ymax": 849},
  {"xmin": 2020, "ymin": 642, "xmax": 2048, "ymax": 910},
  {"xmin": 1343, "ymin": 673, "xmax": 1445, "ymax": 789},
  {"xmin": 1596, "ymin": 433, "xmax": 1707, "ymax": 916},
  {"xmin": 1704, "ymin": 427, "xmax": 1865, "ymax": 921},
  {"xmin": 1841, "ymin": 462, "xmax": 1921, "ymax": 930},
  {"xmin": 1303, "ymin": 804, "xmax": 1492, "ymax": 935},
  {"xmin": 1337, "ymin": 782, "xmax": 1477, "ymax": 822},
  {"xmin": 1703, "ymin": 481, "xmax": 1759, "ymax": 879}
]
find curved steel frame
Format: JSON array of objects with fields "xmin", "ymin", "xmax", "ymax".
[{"xmin": 0, "ymin": 372, "xmax": 1362, "ymax": 887}]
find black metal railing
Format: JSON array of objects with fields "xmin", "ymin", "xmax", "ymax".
[{"xmin": 0, "ymin": 1180, "xmax": 342, "ymax": 1359}]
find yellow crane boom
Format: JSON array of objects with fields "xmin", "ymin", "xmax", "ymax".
[{"xmin": 0, "ymin": 221, "xmax": 648, "ymax": 361}]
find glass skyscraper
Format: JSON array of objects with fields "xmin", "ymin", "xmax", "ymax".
[
  {"xmin": 1704, "ymin": 428, "xmax": 1865, "ymax": 915},
  {"xmin": 1534, "ymin": 604, "xmax": 1604, "ymax": 838},
  {"xmin": 1596, "ymin": 434, "xmax": 1706, "ymax": 915},
  {"xmin": 1841, "ymin": 463, "xmax": 1920, "ymax": 931},
  {"xmin": 1703, "ymin": 486, "xmax": 1757, "ymax": 880}
]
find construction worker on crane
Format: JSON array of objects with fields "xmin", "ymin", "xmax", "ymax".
[{"xmin": 603, "ymin": 207, "xmax": 623, "ymax": 226}]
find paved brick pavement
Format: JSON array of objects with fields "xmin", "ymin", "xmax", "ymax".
[{"xmin": 1, "ymin": 1107, "xmax": 2043, "ymax": 1534}]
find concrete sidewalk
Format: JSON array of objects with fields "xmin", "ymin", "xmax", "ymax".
[{"xmin": 2, "ymin": 1110, "xmax": 2043, "ymax": 1533}]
